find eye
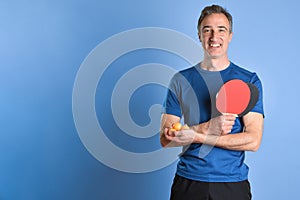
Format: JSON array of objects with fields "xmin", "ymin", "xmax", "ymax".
[{"xmin": 219, "ymin": 28, "xmax": 227, "ymax": 33}]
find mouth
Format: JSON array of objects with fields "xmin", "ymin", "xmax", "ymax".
[{"xmin": 209, "ymin": 43, "xmax": 221, "ymax": 48}]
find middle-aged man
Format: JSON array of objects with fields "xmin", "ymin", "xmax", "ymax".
[{"xmin": 160, "ymin": 4, "xmax": 264, "ymax": 200}]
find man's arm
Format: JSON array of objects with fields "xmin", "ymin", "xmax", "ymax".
[
  {"xmin": 160, "ymin": 112, "xmax": 263, "ymax": 151},
  {"xmin": 193, "ymin": 112, "xmax": 264, "ymax": 151},
  {"xmin": 160, "ymin": 113, "xmax": 237, "ymax": 148}
]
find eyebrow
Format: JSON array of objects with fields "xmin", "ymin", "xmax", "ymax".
[{"xmin": 202, "ymin": 25, "xmax": 228, "ymax": 31}]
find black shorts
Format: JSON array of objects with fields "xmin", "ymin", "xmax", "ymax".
[{"xmin": 170, "ymin": 174, "xmax": 252, "ymax": 200}]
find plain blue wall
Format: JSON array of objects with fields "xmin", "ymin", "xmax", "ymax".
[{"xmin": 1, "ymin": 0, "xmax": 299, "ymax": 199}]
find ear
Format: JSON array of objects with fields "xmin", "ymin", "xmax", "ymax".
[
  {"xmin": 229, "ymin": 32, "xmax": 233, "ymax": 42},
  {"xmin": 198, "ymin": 32, "xmax": 202, "ymax": 42}
]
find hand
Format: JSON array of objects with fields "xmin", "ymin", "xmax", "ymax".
[
  {"xmin": 206, "ymin": 113, "xmax": 237, "ymax": 136},
  {"xmin": 163, "ymin": 128, "xmax": 196, "ymax": 147}
]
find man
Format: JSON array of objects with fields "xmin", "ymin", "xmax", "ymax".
[{"xmin": 160, "ymin": 4, "xmax": 264, "ymax": 200}]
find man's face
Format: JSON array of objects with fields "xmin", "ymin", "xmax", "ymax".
[{"xmin": 198, "ymin": 13, "xmax": 233, "ymax": 60}]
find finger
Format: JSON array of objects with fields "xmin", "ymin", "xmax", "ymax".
[
  {"xmin": 222, "ymin": 113, "xmax": 237, "ymax": 120},
  {"xmin": 221, "ymin": 130, "xmax": 231, "ymax": 135},
  {"xmin": 223, "ymin": 120, "xmax": 235, "ymax": 126},
  {"xmin": 164, "ymin": 128, "xmax": 170, "ymax": 136},
  {"xmin": 222, "ymin": 113, "xmax": 238, "ymax": 117},
  {"xmin": 225, "ymin": 126, "xmax": 233, "ymax": 133},
  {"xmin": 165, "ymin": 128, "xmax": 173, "ymax": 137},
  {"xmin": 221, "ymin": 128, "xmax": 231, "ymax": 134},
  {"xmin": 224, "ymin": 116, "xmax": 237, "ymax": 122}
]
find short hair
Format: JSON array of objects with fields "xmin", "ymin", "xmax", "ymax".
[{"xmin": 197, "ymin": 4, "xmax": 233, "ymax": 33}]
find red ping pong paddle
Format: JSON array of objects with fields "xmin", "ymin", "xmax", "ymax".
[{"xmin": 216, "ymin": 79, "xmax": 259, "ymax": 117}]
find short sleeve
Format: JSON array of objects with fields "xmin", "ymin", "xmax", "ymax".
[
  {"xmin": 162, "ymin": 74, "xmax": 182, "ymax": 118},
  {"xmin": 250, "ymin": 73, "xmax": 265, "ymax": 117}
]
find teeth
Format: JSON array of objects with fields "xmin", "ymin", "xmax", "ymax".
[{"xmin": 210, "ymin": 44, "xmax": 221, "ymax": 47}]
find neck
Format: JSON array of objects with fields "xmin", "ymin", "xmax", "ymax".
[{"xmin": 200, "ymin": 56, "xmax": 230, "ymax": 71}]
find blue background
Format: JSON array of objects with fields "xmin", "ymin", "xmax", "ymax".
[{"xmin": 1, "ymin": 0, "xmax": 298, "ymax": 199}]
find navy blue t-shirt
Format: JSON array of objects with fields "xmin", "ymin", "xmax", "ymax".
[{"xmin": 163, "ymin": 62, "xmax": 264, "ymax": 182}]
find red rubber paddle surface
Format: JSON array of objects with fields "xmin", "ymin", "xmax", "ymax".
[{"xmin": 216, "ymin": 79, "xmax": 251, "ymax": 115}]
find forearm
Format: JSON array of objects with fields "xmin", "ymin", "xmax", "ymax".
[
  {"xmin": 193, "ymin": 131, "xmax": 261, "ymax": 151},
  {"xmin": 193, "ymin": 112, "xmax": 264, "ymax": 151},
  {"xmin": 160, "ymin": 113, "xmax": 263, "ymax": 150}
]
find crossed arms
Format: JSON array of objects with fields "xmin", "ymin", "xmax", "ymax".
[{"xmin": 160, "ymin": 112, "xmax": 264, "ymax": 152}]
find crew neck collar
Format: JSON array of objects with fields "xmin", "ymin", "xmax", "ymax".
[{"xmin": 195, "ymin": 62, "xmax": 232, "ymax": 74}]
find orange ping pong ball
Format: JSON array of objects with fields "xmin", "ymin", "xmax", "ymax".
[{"xmin": 172, "ymin": 122, "xmax": 182, "ymax": 131}]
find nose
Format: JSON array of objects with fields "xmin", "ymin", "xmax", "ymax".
[{"xmin": 209, "ymin": 30, "xmax": 217, "ymax": 41}]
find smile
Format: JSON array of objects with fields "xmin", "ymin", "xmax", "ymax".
[{"xmin": 209, "ymin": 43, "xmax": 221, "ymax": 47}]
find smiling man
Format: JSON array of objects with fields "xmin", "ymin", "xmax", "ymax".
[{"xmin": 160, "ymin": 4, "xmax": 264, "ymax": 200}]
